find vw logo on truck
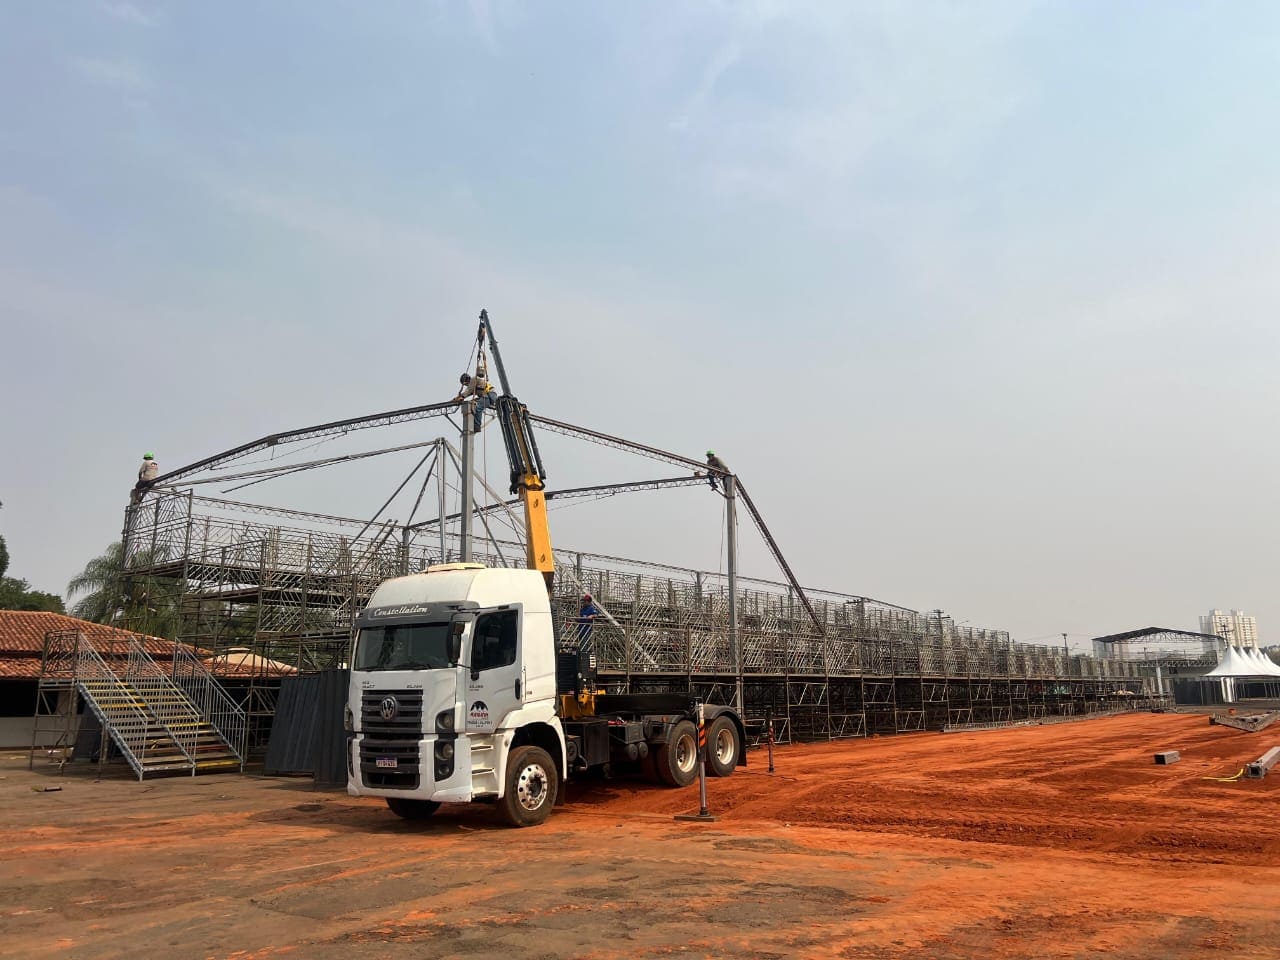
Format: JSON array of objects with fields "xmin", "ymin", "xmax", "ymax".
[{"xmin": 379, "ymin": 696, "xmax": 399, "ymax": 721}]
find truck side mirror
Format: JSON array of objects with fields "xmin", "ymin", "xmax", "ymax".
[{"xmin": 448, "ymin": 622, "xmax": 464, "ymax": 666}]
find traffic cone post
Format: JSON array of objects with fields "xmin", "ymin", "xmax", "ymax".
[{"xmin": 675, "ymin": 701, "xmax": 718, "ymax": 823}]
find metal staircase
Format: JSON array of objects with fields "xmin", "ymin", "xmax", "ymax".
[{"xmin": 32, "ymin": 631, "xmax": 246, "ymax": 780}]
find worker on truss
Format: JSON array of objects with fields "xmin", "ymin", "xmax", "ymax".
[
  {"xmin": 131, "ymin": 452, "xmax": 159, "ymax": 504},
  {"xmin": 454, "ymin": 363, "xmax": 497, "ymax": 433},
  {"xmin": 705, "ymin": 450, "xmax": 730, "ymax": 493}
]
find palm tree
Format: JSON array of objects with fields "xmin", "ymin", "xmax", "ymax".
[
  {"xmin": 67, "ymin": 542, "xmax": 183, "ymax": 637},
  {"xmin": 67, "ymin": 542, "xmax": 127, "ymax": 624}
]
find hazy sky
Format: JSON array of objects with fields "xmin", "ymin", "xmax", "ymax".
[{"xmin": 2, "ymin": 2, "xmax": 1277, "ymax": 648}]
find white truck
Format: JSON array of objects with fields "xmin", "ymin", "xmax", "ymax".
[{"xmin": 345, "ymin": 563, "xmax": 746, "ymax": 826}]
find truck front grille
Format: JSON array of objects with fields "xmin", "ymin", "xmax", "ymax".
[
  {"xmin": 359, "ymin": 689, "xmax": 425, "ymax": 790},
  {"xmin": 360, "ymin": 689, "xmax": 424, "ymax": 738},
  {"xmin": 359, "ymin": 740, "xmax": 421, "ymax": 790}
]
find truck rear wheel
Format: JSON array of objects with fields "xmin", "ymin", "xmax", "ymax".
[
  {"xmin": 498, "ymin": 745, "xmax": 558, "ymax": 827},
  {"xmin": 656, "ymin": 720, "xmax": 698, "ymax": 787},
  {"xmin": 706, "ymin": 716, "xmax": 740, "ymax": 778},
  {"xmin": 386, "ymin": 797, "xmax": 440, "ymax": 820}
]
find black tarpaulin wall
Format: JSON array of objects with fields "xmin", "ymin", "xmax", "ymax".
[{"xmin": 264, "ymin": 669, "xmax": 349, "ymax": 785}]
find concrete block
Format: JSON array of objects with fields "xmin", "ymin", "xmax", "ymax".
[{"xmin": 1153, "ymin": 750, "xmax": 1180, "ymax": 765}]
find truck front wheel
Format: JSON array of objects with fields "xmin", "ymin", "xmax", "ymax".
[
  {"xmin": 386, "ymin": 798, "xmax": 440, "ymax": 820},
  {"xmin": 656, "ymin": 720, "xmax": 699, "ymax": 787},
  {"xmin": 498, "ymin": 745, "xmax": 558, "ymax": 827},
  {"xmin": 706, "ymin": 716, "xmax": 740, "ymax": 778}
]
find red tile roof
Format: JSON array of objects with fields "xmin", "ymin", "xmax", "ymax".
[
  {"xmin": 0, "ymin": 611, "xmax": 289, "ymax": 679},
  {"xmin": 0, "ymin": 611, "xmax": 176, "ymax": 656}
]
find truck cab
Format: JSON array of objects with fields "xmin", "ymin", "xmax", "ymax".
[
  {"xmin": 347, "ymin": 563, "xmax": 566, "ymax": 826},
  {"xmin": 347, "ymin": 562, "xmax": 746, "ymax": 827}
]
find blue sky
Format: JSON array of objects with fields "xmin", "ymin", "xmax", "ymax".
[{"xmin": 1, "ymin": 2, "xmax": 1277, "ymax": 646}]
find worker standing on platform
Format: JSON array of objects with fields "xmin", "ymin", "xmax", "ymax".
[
  {"xmin": 705, "ymin": 450, "xmax": 730, "ymax": 493},
  {"xmin": 132, "ymin": 452, "xmax": 159, "ymax": 503},
  {"xmin": 577, "ymin": 593, "xmax": 603, "ymax": 649}
]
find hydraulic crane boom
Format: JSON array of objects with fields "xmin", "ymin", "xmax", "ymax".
[{"xmin": 476, "ymin": 309, "xmax": 555, "ymax": 591}]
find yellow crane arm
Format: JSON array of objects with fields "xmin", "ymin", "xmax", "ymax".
[{"xmin": 480, "ymin": 310, "xmax": 555, "ymax": 592}]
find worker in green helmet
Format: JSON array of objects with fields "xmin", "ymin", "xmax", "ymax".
[
  {"xmin": 132, "ymin": 452, "xmax": 159, "ymax": 503},
  {"xmin": 705, "ymin": 450, "xmax": 729, "ymax": 493}
]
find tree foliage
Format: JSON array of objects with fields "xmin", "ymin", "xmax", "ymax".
[
  {"xmin": 0, "ymin": 533, "xmax": 66, "ymax": 612},
  {"xmin": 67, "ymin": 541, "xmax": 126, "ymax": 624},
  {"xmin": 0, "ymin": 576, "xmax": 65, "ymax": 613},
  {"xmin": 67, "ymin": 541, "xmax": 183, "ymax": 638}
]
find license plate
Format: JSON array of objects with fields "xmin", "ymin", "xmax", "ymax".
[{"xmin": 375, "ymin": 757, "xmax": 398, "ymax": 769}]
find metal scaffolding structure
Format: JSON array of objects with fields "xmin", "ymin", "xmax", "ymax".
[{"xmin": 120, "ymin": 427, "xmax": 1151, "ymax": 744}]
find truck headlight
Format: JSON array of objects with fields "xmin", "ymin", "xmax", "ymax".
[
  {"xmin": 343, "ymin": 705, "xmax": 353, "ymax": 732},
  {"xmin": 436, "ymin": 709, "xmax": 454, "ymax": 733}
]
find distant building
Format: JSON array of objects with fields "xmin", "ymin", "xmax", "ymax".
[{"xmin": 1200, "ymin": 609, "xmax": 1259, "ymax": 649}]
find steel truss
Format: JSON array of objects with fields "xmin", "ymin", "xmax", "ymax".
[{"xmin": 120, "ymin": 405, "xmax": 1155, "ymax": 747}]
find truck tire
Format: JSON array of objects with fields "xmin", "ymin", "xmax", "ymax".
[
  {"xmin": 656, "ymin": 719, "xmax": 699, "ymax": 788},
  {"xmin": 498, "ymin": 745, "xmax": 558, "ymax": 827},
  {"xmin": 386, "ymin": 797, "xmax": 440, "ymax": 820},
  {"xmin": 706, "ymin": 715, "xmax": 740, "ymax": 778}
]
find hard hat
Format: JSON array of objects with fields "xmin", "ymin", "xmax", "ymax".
[
  {"xmin": 143, "ymin": 452, "xmax": 154, "ymax": 460},
  {"xmin": 459, "ymin": 373, "xmax": 471, "ymax": 383},
  {"xmin": 582, "ymin": 593, "xmax": 592, "ymax": 602},
  {"xmin": 706, "ymin": 450, "xmax": 715, "ymax": 457}
]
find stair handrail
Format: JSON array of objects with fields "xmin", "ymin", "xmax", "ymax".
[
  {"xmin": 121, "ymin": 641, "xmax": 203, "ymax": 768},
  {"xmin": 168, "ymin": 641, "xmax": 248, "ymax": 769},
  {"xmin": 72, "ymin": 635, "xmax": 189, "ymax": 779}
]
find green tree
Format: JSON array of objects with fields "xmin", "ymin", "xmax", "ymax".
[
  {"xmin": 0, "ymin": 534, "xmax": 66, "ymax": 612},
  {"xmin": 0, "ymin": 576, "xmax": 65, "ymax": 612},
  {"xmin": 67, "ymin": 541, "xmax": 126, "ymax": 624},
  {"xmin": 67, "ymin": 541, "xmax": 183, "ymax": 637}
]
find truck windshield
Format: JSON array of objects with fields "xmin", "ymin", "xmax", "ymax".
[{"xmin": 354, "ymin": 623, "xmax": 452, "ymax": 671}]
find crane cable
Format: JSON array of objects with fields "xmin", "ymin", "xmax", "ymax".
[{"xmin": 457, "ymin": 335, "xmax": 480, "ymax": 386}]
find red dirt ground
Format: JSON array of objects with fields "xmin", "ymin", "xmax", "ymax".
[{"xmin": 3, "ymin": 712, "xmax": 1279, "ymax": 959}]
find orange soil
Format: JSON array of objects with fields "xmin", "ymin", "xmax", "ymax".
[{"xmin": 3, "ymin": 712, "xmax": 1279, "ymax": 960}]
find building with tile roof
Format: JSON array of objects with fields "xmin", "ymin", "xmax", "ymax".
[{"xmin": 0, "ymin": 611, "xmax": 292, "ymax": 747}]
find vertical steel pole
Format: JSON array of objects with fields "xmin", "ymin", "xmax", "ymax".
[
  {"xmin": 766, "ymin": 705, "xmax": 775, "ymax": 774},
  {"xmin": 674, "ymin": 701, "xmax": 718, "ymax": 823},
  {"xmin": 460, "ymin": 402, "xmax": 474, "ymax": 562},
  {"xmin": 725, "ymin": 475, "xmax": 742, "ymax": 712},
  {"xmin": 436, "ymin": 440, "xmax": 447, "ymax": 564},
  {"xmin": 696, "ymin": 702, "xmax": 710, "ymax": 816}
]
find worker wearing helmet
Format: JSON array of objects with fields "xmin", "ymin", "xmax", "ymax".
[
  {"xmin": 131, "ymin": 452, "xmax": 159, "ymax": 503},
  {"xmin": 453, "ymin": 365, "xmax": 497, "ymax": 432},
  {"xmin": 705, "ymin": 450, "xmax": 730, "ymax": 493}
]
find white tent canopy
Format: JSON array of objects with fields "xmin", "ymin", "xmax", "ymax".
[
  {"xmin": 1246, "ymin": 647, "xmax": 1280, "ymax": 677},
  {"xmin": 1204, "ymin": 645, "xmax": 1277, "ymax": 678}
]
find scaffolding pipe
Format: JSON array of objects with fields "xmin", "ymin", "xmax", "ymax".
[
  {"xmin": 726, "ymin": 474, "xmax": 742, "ymax": 711},
  {"xmin": 437, "ymin": 440, "xmax": 447, "ymax": 564},
  {"xmin": 460, "ymin": 402, "xmax": 474, "ymax": 561}
]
